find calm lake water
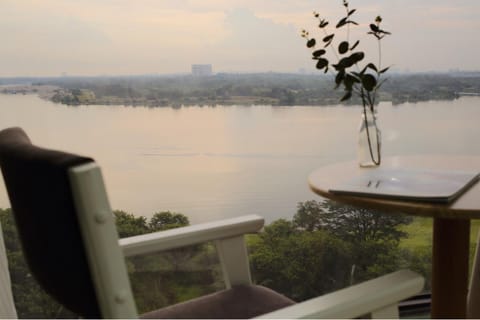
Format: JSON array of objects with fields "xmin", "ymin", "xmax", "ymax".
[{"xmin": 1, "ymin": 94, "xmax": 479, "ymax": 223}]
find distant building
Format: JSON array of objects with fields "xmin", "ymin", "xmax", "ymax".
[{"xmin": 191, "ymin": 64, "xmax": 213, "ymax": 76}]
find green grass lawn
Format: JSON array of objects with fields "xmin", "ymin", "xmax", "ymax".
[{"xmin": 399, "ymin": 217, "xmax": 480, "ymax": 249}]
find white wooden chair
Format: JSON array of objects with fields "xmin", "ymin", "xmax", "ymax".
[{"xmin": 0, "ymin": 127, "xmax": 424, "ymax": 318}]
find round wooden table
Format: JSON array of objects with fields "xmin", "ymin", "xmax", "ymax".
[{"xmin": 308, "ymin": 155, "xmax": 480, "ymax": 319}]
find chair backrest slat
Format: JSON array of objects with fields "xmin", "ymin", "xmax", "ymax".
[{"xmin": 69, "ymin": 163, "xmax": 137, "ymax": 318}]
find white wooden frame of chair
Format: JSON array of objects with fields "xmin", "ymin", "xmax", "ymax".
[
  {"xmin": 69, "ymin": 162, "xmax": 138, "ymax": 318},
  {"xmin": 69, "ymin": 162, "xmax": 424, "ymax": 319},
  {"xmin": 69, "ymin": 162, "xmax": 263, "ymax": 318},
  {"xmin": 119, "ymin": 216, "xmax": 262, "ymax": 288},
  {"xmin": 0, "ymin": 219, "xmax": 17, "ymax": 319},
  {"xmin": 257, "ymin": 269, "xmax": 424, "ymax": 319}
]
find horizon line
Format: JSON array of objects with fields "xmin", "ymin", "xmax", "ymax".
[{"xmin": 1, "ymin": 70, "xmax": 480, "ymax": 80}]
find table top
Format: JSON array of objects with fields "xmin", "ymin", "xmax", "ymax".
[{"xmin": 308, "ymin": 155, "xmax": 480, "ymax": 219}]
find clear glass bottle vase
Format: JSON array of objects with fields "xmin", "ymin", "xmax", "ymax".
[{"xmin": 358, "ymin": 107, "xmax": 381, "ymax": 167}]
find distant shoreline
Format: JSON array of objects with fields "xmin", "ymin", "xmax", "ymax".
[
  {"xmin": 1, "ymin": 72, "xmax": 479, "ymax": 107},
  {"xmin": 0, "ymin": 84, "xmax": 61, "ymax": 100}
]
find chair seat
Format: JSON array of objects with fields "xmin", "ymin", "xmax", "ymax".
[{"xmin": 140, "ymin": 285, "xmax": 295, "ymax": 319}]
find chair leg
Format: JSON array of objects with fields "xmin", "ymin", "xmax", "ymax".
[{"xmin": 215, "ymin": 236, "xmax": 252, "ymax": 288}]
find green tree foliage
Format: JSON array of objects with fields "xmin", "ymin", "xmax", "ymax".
[
  {"xmin": 149, "ymin": 211, "xmax": 190, "ymax": 231},
  {"xmin": 255, "ymin": 200, "xmax": 416, "ymax": 293},
  {"xmin": 397, "ymin": 246, "xmax": 432, "ymax": 290},
  {"xmin": 113, "ymin": 210, "xmax": 149, "ymax": 237},
  {"xmin": 113, "ymin": 210, "xmax": 190, "ymax": 237},
  {"xmin": 295, "ymin": 200, "xmax": 412, "ymax": 243},
  {"xmin": 149, "ymin": 212, "xmax": 203, "ymax": 273},
  {"xmin": 250, "ymin": 219, "xmax": 352, "ymax": 301},
  {"xmin": 0, "ymin": 208, "xmax": 77, "ymax": 318},
  {"xmin": 293, "ymin": 200, "xmax": 325, "ymax": 231},
  {"xmin": 0, "ymin": 208, "xmax": 19, "ymax": 252},
  {"xmin": 0, "ymin": 207, "xmax": 207, "ymax": 318},
  {"xmin": 293, "ymin": 200, "xmax": 413, "ymax": 282},
  {"xmin": 114, "ymin": 210, "xmax": 195, "ymax": 273},
  {"xmin": 111, "ymin": 209, "xmax": 213, "ymax": 313},
  {"xmin": 1, "ymin": 203, "xmax": 430, "ymax": 316}
]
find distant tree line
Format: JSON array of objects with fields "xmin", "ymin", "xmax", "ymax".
[
  {"xmin": 0, "ymin": 201, "xmax": 431, "ymax": 318},
  {"xmin": 34, "ymin": 72, "xmax": 480, "ymax": 107}
]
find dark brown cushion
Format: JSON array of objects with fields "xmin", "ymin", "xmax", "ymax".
[
  {"xmin": 140, "ymin": 284, "xmax": 295, "ymax": 319},
  {"xmin": 0, "ymin": 127, "xmax": 99, "ymax": 318}
]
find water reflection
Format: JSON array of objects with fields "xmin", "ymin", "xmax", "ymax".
[{"xmin": 0, "ymin": 94, "xmax": 479, "ymax": 223}]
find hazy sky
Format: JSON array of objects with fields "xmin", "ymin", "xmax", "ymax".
[{"xmin": 1, "ymin": 0, "xmax": 479, "ymax": 76}]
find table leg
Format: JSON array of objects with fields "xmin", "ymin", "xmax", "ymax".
[
  {"xmin": 431, "ymin": 218, "xmax": 470, "ymax": 318},
  {"xmin": 468, "ymin": 229, "xmax": 480, "ymax": 318}
]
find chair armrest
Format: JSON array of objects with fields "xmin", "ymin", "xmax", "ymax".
[
  {"xmin": 119, "ymin": 214, "xmax": 264, "ymax": 257},
  {"xmin": 256, "ymin": 269, "xmax": 424, "ymax": 319}
]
